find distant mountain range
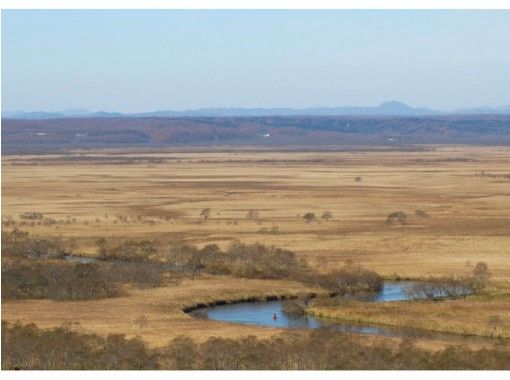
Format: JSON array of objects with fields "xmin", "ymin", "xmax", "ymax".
[{"xmin": 4, "ymin": 101, "xmax": 510, "ymax": 119}]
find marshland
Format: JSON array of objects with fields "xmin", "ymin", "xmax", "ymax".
[{"xmin": 2, "ymin": 146, "xmax": 509, "ymax": 369}]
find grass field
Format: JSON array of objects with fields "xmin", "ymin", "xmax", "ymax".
[
  {"xmin": 309, "ymin": 292, "xmax": 510, "ymax": 339},
  {"xmin": 2, "ymin": 145, "xmax": 510, "ymax": 348},
  {"xmin": 1, "ymin": 275, "xmax": 317, "ymax": 347}
]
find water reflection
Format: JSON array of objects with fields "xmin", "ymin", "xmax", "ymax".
[{"xmin": 195, "ymin": 281, "xmax": 440, "ymax": 337}]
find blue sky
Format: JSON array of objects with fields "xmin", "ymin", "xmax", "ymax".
[{"xmin": 2, "ymin": 10, "xmax": 510, "ymax": 112}]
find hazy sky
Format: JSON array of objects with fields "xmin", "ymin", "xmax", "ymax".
[{"xmin": 2, "ymin": 10, "xmax": 510, "ymax": 112}]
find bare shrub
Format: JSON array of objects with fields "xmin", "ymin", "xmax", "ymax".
[
  {"xmin": 487, "ymin": 315, "xmax": 503, "ymax": 337},
  {"xmin": 321, "ymin": 211, "xmax": 333, "ymax": 221},
  {"xmin": 2, "ymin": 216, "xmax": 16, "ymax": 227},
  {"xmin": 226, "ymin": 241, "xmax": 307, "ymax": 280},
  {"xmin": 4, "ymin": 321, "xmax": 509, "ymax": 370},
  {"xmin": 2, "ymin": 242, "xmax": 171, "ymax": 300},
  {"xmin": 1, "ymin": 321, "xmax": 158, "ymax": 369},
  {"xmin": 246, "ymin": 210, "xmax": 259, "ymax": 220},
  {"xmin": 282, "ymin": 300, "xmax": 307, "ymax": 315},
  {"xmin": 134, "ymin": 315, "xmax": 149, "ymax": 330},
  {"xmin": 472, "ymin": 262, "xmax": 490, "ymax": 292},
  {"xmin": 98, "ymin": 239, "xmax": 158, "ymax": 262},
  {"xmin": 316, "ymin": 265, "xmax": 383, "ymax": 293},
  {"xmin": 386, "ymin": 211, "xmax": 407, "ymax": 226},
  {"xmin": 95, "ymin": 237, "xmax": 108, "ymax": 258},
  {"xmin": 20, "ymin": 212, "xmax": 44, "ymax": 220},
  {"xmin": 1, "ymin": 229, "xmax": 71, "ymax": 259},
  {"xmin": 103, "ymin": 261, "xmax": 168, "ymax": 288},
  {"xmin": 1, "ymin": 262, "xmax": 121, "ymax": 301},
  {"xmin": 269, "ymin": 225, "xmax": 280, "ymax": 234},
  {"xmin": 303, "ymin": 212, "xmax": 316, "ymax": 223},
  {"xmin": 414, "ymin": 209, "xmax": 429, "ymax": 217},
  {"xmin": 283, "ymin": 292, "xmax": 315, "ymax": 315},
  {"xmin": 200, "ymin": 208, "xmax": 211, "ymax": 220},
  {"xmin": 171, "ymin": 241, "xmax": 310, "ymax": 281},
  {"xmin": 160, "ymin": 336, "xmax": 199, "ymax": 370},
  {"xmin": 403, "ymin": 277, "xmax": 473, "ymax": 301},
  {"xmin": 167, "ymin": 243, "xmax": 202, "ymax": 279},
  {"xmin": 42, "ymin": 218, "xmax": 58, "ymax": 226}
]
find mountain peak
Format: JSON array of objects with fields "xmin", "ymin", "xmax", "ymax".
[{"xmin": 379, "ymin": 101, "xmax": 411, "ymax": 110}]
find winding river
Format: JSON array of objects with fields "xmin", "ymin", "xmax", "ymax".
[{"xmin": 190, "ymin": 281, "xmax": 453, "ymax": 338}]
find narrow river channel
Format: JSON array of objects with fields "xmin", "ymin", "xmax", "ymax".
[{"xmin": 190, "ymin": 281, "xmax": 455, "ymax": 338}]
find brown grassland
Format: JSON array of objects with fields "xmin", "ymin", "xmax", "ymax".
[{"xmin": 2, "ymin": 145, "xmax": 510, "ymax": 352}]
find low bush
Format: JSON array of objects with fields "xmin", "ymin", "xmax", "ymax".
[
  {"xmin": 97, "ymin": 239, "xmax": 158, "ymax": 262},
  {"xmin": 3, "ymin": 231, "xmax": 382, "ymax": 299},
  {"xmin": 3, "ymin": 322, "xmax": 509, "ymax": 370},
  {"xmin": 403, "ymin": 277, "xmax": 473, "ymax": 300},
  {"xmin": 415, "ymin": 209, "xmax": 429, "ymax": 217},
  {"xmin": 315, "ymin": 266, "xmax": 383, "ymax": 293},
  {"xmin": 1, "ymin": 321, "xmax": 158, "ymax": 370},
  {"xmin": 282, "ymin": 300, "xmax": 307, "ymax": 315},
  {"xmin": 167, "ymin": 241, "xmax": 309, "ymax": 281},
  {"xmin": 1, "ymin": 261, "xmax": 121, "ymax": 301},
  {"xmin": 387, "ymin": 211, "xmax": 407, "ymax": 226},
  {"xmin": 19, "ymin": 212, "xmax": 44, "ymax": 220},
  {"xmin": 404, "ymin": 263, "xmax": 491, "ymax": 301},
  {"xmin": 102, "ymin": 261, "xmax": 170, "ymax": 289},
  {"xmin": 2, "ymin": 229, "xmax": 71, "ymax": 259},
  {"xmin": 1, "ymin": 259, "xmax": 174, "ymax": 301}
]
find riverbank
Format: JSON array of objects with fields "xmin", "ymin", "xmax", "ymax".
[
  {"xmin": 3, "ymin": 275, "xmax": 505, "ymax": 353},
  {"xmin": 307, "ymin": 291, "xmax": 510, "ymax": 339},
  {"xmin": 1, "ymin": 275, "xmax": 318, "ymax": 347}
]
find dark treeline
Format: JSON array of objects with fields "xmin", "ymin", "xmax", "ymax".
[
  {"xmin": 4, "ymin": 229, "xmax": 488, "ymax": 304},
  {"xmin": 1, "ymin": 230, "xmax": 175, "ymax": 301},
  {"xmin": 404, "ymin": 262, "xmax": 492, "ymax": 300},
  {"xmin": 96, "ymin": 236, "xmax": 383, "ymax": 292},
  {"xmin": 2, "ymin": 321, "xmax": 509, "ymax": 370},
  {"xmin": 2, "ymin": 229, "xmax": 382, "ymax": 301},
  {"xmin": 2, "ymin": 228, "xmax": 71, "ymax": 260},
  {"xmin": 165, "ymin": 241, "xmax": 383, "ymax": 292},
  {"xmin": 95, "ymin": 238, "xmax": 311, "ymax": 279},
  {"xmin": 1, "ymin": 260, "xmax": 172, "ymax": 301},
  {"xmin": 2, "ymin": 261, "xmax": 121, "ymax": 301},
  {"xmin": 1, "ymin": 321, "xmax": 158, "ymax": 370},
  {"xmin": 4, "ymin": 115, "xmax": 510, "ymax": 151}
]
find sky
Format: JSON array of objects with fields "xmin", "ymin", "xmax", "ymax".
[{"xmin": 2, "ymin": 10, "xmax": 510, "ymax": 113}]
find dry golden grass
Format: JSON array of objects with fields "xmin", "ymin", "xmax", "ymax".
[
  {"xmin": 2, "ymin": 145, "xmax": 510, "ymax": 349},
  {"xmin": 3, "ymin": 146, "xmax": 510, "ymax": 280},
  {"xmin": 2, "ymin": 276, "xmax": 502, "ymax": 351},
  {"xmin": 1, "ymin": 275, "xmax": 317, "ymax": 347},
  {"xmin": 309, "ymin": 294, "xmax": 510, "ymax": 339}
]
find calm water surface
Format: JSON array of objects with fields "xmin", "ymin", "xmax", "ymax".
[{"xmin": 194, "ymin": 281, "xmax": 431, "ymax": 336}]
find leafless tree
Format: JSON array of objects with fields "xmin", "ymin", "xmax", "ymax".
[
  {"xmin": 321, "ymin": 211, "xmax": 333, "ymax": 221},
  {"xmin": 303, "ymin": 212, "xmax": 316, "ymax": 223},
  {"xmin": 200, "ymin": 208, "xmax": 211, "ymax": 221},
  {"xmin": 246, "ymin": 210, "xmax": 259, "ymax": 220},
  {"xmin": 487, "ymin": 315, "xmax": 503, "ymax": 337},
  {"xmin": 472, "ymin": 262, "xmax": 490, "ymax": 292},
  {"xmin": 386, "ymin": 211, "xmax": 407, "ymax": 226},
  {"xmin": 134, "ymin": 315, "xmax": 149, "ymax": 330}
]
